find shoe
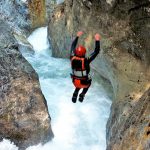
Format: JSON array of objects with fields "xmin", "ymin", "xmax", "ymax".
[
  {"xmin": 72, "ymin": 93, "xmax": 78, "ymax": 103},
  {"xmin": 79, "ymin": 94, "xmax": 85, "ymax": 102}
]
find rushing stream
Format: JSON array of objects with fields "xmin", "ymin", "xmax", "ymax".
[{"xmin": 0, "ymin": 27, "xmax": 112, "ymax": 150}]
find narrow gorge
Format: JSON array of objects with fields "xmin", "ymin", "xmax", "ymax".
[
  {"xmin": 48, "ymin": 0, "xmax": 150, "ymax": 149},
  {"xmin": 0, "ymin": 0, "xmax": 150, "ymax": 150}
]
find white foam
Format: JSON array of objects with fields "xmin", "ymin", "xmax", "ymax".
[
  {"xmin": 20, "ymin": 0, "xmax": 27, "ymax": 3},
  {"xmin": 27, "ymin": 27, "xmax": 49, "ymax": 52},
  {"xmin": 0, "ymin": 139, "xmax": 18, "ymax": 150}
]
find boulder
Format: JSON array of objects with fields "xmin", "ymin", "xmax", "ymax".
[{"xmin": 0, "ymin": 20, "xmax": 54, "ymax": 149}]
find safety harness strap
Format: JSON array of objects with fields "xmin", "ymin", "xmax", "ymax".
[
  {"xmin": 73, "ymin": 70, "xmax": 87, "ymax": 77},
  {"xmin": 71, "ymin": 56, "xmax": 88, "ymax": 78}
]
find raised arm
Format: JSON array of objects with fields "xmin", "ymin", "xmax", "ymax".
[
  {"xmin": 70, "ymin": 31, "xmax": 83, "ymax": 57},
  {"xmin": 70, "ymin": 37, "xmax": 79, "ymax": 57},
  {"xmin": 88, "ymin": 34, "xmax": 101, "ymax": 63}
]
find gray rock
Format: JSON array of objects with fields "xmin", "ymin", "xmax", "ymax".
[
  {"xmin": 0, "ymin": 0, "xmax": 30, "ymax": 32},
  {"xmin": 0, "ymin": 20, "xmax": 54, "ymax": 149},
  {"xmin": 106, "ymin": 88, "xmax": 150, "ymax": 150}
]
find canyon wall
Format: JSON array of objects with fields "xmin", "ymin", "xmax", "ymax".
[
  {"xmin": 0, "ymin": 0, "xmax": 30, "ymax": 32},
  {"xmin": 0, "ymin": 0, "xmax": 47, "ymax": 31},
  {"xmin": 28, "ymin": 0, "xmax": 46, "ymax": 29},
  {"xmin": 48, "ymin": 0, "xmax": 150, "ymax": 149},
  {"xmin": 0, "ymin": 1, "xmax": 54, "ymax": 148}
]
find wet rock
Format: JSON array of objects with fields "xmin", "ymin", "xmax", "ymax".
[
  {"xmin": 13, "ymin": 31, "xmax": 35, "ymax": 54},
  {"xmin": 0, "ymin": 20, "xmax": 54, "ymax": 149}
]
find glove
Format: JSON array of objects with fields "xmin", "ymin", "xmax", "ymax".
[{"xmin": 95, "ymin": 33, "xmax": 101, "ymax": 41}]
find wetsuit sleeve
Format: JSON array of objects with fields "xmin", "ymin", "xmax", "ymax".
[
  {"xmin": 70, "ymin": 37, "xmax": 79, "ymax": 58},
  {"xmin": 88, "ymin": 40, "xmax": 100, "ymax": 63}
]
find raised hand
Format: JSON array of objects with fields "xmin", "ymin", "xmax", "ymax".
[
  {"xmin": 95, "ymin": 33, "xmax": 101, "ymax": 41},
  {"xmin": 77, "ymin": 31, "xmax": 84, "ymax": 37}
]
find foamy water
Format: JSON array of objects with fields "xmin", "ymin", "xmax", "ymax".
[{"xmin": 0, "ymin": 27, "xmax": 112, "ymax": 150}]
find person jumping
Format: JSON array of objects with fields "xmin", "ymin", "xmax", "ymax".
[{"xmin": 70, "ymin": 31, "xmax": 101, "ymax": 103}]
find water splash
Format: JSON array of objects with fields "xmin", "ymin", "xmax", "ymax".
[
  {"xmin": 0, "ymin": 139, "xmax": 18, "ymax": 150},
  {"xmin": 27, "ymin": 27, "xmax": 49, "ymax": 52}
]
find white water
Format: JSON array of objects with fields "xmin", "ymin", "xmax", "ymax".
[{"xmin": 0, "ymin": 27, "xmax": 112, "ymax": 150}]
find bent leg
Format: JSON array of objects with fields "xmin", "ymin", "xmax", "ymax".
[
  {"xmin": 72, "ymin": 88, "xmax": 80, "ymax": 103},
  {"xmin": 79, "ymin": 79, "xmax": 92, "ymax": 102},
  {"xmin": 79, "ymin": 86, "xmax": 91, "ymax": 102},
  {"xmin": 82, "ymin": 88, "xmax": 89, "ymax": 95}
]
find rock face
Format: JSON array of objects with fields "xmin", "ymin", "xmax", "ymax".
[
  {"xmin": 107, "ymin": 88, "xmax": 150, "ymax": 150},
  {"xmin": 0, "ymin": 0, "xmax": 47, "ymax": 31},
  {"xmin": 46, "ymin": 0, "xmax": 56, "ymax": 20},
  {"xmin": 48, "ymin": 0, "xmax": 150, "ymax": 149},
  {"xmin": 28, "ymin": 0, "xmax": 46, "ymax": 29},
  {"xmin": 0, "ymin": 0, "xmax": 30, "ymax": 32},
  {"xmin": 0, "ymin": 20, "xmax": 53, "ymax": 149}
]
